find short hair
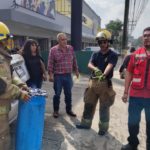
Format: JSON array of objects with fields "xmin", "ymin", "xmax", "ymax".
[
  {"xmin": 130, "ymin": 47, "xmax": 136, "ymax": 53},
  {"xmin": 143, "ymin": 27, "xmax": 150, "ymax": 33},
  {"xmin": 57, "ymin": 33, "xmax": 66, "ymax": 41}
]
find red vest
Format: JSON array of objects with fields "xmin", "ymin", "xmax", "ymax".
[{"xmin": 128, "ymin": 47, "xmax": 150, "ymax": 98}]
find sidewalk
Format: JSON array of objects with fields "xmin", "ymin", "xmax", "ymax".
[
  {"xmin": 41, "ymin": 72, "xmax": 146, "ymax": 150},
  {"xmin": 11, "ymin": 60, "xmax": 146, "ymax": 150}
]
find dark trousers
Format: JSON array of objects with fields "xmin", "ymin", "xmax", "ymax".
[
  {"xmin": 26, "ymin": 80, "xmax": 42, "ymax": 89},
  {"xmin": 53, "ymin": 74, "xmax": 73, "ymax": 112},
  {"xmin": 128, "ymin": 97, "xmax": 150, "ymax": 149}
]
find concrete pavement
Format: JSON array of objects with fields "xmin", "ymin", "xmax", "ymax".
[
  {"xmin": 41, "ymin": 69, "xmax": 146, "ymax": 150},
  {"xmin": 11, "ymin": 58, "xmax": 146, "ymax": 150}
]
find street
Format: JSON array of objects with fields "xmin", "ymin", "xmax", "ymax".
[{"xmin": 11, "ymin": 58, "xmax": 146, "ymax": 150}]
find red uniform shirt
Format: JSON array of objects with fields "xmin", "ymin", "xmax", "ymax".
[{"xmin": 127, "ymin": 47, "xmax": 150, "ymax": 98}]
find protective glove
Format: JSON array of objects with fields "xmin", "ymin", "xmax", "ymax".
[
  {"xmin": 19, "ymin": 91, "xmax": 31, "ymax": 101},
  {"xmin": 97, "ymin": 74, "xmax": 106, "ymax": 81},
  {"xmin": 94, "ymin": 67, "xmax": 102, "ymax": 76},
  {"xmin": 21, "ymin": 84, "xmax": 30, "ymax": 92}
]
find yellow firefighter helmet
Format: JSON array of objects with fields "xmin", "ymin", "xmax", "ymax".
[
  {"xmin": 0, "ymin": 22, "xmax": 10, "ymax": 41},
  {"xmin": 0, "ymin": 22, "xmax": 14, "ymax": 50},
  {"xmin": 96, "ymin": 29, "xmax": 112, "ymax": 41}
]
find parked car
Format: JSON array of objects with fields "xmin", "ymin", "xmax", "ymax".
[
  {"xmin": 82, "ymin": 46, "xmax": 121, "ymax": 56},
  {"xmin": 82, "ymin": 46, "xmax": 100, "ymax": 52},
  {"xmin": 9, "ymin": 54, "xmax": 30, "ymax": 124}
]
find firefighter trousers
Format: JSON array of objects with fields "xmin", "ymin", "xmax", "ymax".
[
  {"xmin": 0, "ymin": 114, "xmax": 11, "ymax": 150},
  {"xmin": 80, "ymin": 79, "xmax": 116, "ymax": 132}
]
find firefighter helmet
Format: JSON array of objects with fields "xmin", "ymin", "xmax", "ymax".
[
  {"xmin": 0, "ymin": 22, "xmax": 10, "ymax": 41},
  {"xmin": 96, "ymin": 29, "xmax": 112, "ymax": 41}
]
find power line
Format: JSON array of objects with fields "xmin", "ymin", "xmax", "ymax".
[
  {"xmin": 134, "ymin": 0, "xmax": 143, "ymax": 21},
  {"xmin": 128, "ymin": 0, "xmax": 149, "ymax": 34},
  {"xmin": 131, "ymin": 0, "xmax": 136, "ymax": 33}
]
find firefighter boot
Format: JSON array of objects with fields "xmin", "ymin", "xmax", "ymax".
[
  {"xmin": 98, "ymin": 121, "xmax": 109, "ymax": 136},
  {"xmin": 76, "ymin": 103, "xmax": 94, "ymax": 129},
  {"xmin": 121, "ymin": 144, "xmax": 138, "ymax": 150},
  {"xmin": 76, "ymin": 119, "xmax": 91, "ymax": 129}
]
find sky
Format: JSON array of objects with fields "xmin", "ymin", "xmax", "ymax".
[{"xmin": 85, "ymin": 0, "xmax": 150, "ymax": 38}]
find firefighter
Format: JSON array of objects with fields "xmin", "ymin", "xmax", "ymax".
[
  {"xmin": 76, "ymin": 30, "xmax": 118, "ymax": 136},
  {"xmin": 0, "ymin": 21, "xmax": 30, "ymax": 150}
]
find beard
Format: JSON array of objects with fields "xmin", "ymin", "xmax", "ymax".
[{"xmin": 144, "ymin": 44, "xmax": 150, "ymax": 50}]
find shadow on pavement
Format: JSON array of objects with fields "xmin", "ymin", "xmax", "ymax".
[
  {"xmin": 42, "ymin": 114, "xmax": 123, "ymax": 150},
  {"xmin": 10, "ymin": 108, "xmax": 123, "ymax": 150}
]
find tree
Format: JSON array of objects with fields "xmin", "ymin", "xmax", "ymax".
[
  {"xmin": 106, "ymin": 19, "xmax": 123, "ymax": 50},
  {"xmin": 106, "ymin": 19, "xmax": 123, "ymax": 34},
  {"xmin": 132, "ymin": 36, "xmax": 143, "ymax": 48}
]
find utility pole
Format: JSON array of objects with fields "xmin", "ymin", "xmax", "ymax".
[
  {"xmin": 122, "ymin": 0, "xmax": 129, "ymax": 49},
  {"xmin": 71, "ymin": 0, "xmax": 83, "ymax": 51}
]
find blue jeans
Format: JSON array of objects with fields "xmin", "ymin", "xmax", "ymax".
[
  {"xmin": 128, "ymin": 97, "xmax": 150, "ymax": 149},
  {"xmin": 53, "ymin": 74, "xmax": 73, "ymax": 112}
]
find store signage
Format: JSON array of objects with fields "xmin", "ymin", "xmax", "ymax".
[{"xmin": 15, "ymin": 0, "xmax": 55, "ymax": 19}]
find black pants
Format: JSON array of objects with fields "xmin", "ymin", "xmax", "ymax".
[{"xmin": 128, "ymin": 97, "xmax": 150, "ymax": 149}]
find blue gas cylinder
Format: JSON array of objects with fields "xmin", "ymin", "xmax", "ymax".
[{"xmin": 16, "ymin": 95, "xmax": 46, "ymax": 150}]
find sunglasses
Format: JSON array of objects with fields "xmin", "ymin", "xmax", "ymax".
[{"xmin": 98, "ymin": 40, "xmax": 108, "ymax": 45}]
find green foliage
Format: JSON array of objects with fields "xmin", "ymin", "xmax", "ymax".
[
  {"xmin": 132, "ymin": 36, "xmax": 143, "ymax": 48},
  {"xmin": 106, "ymin": 19, "xmax": 123, "ymax": 49},
  {"xmin": 106, "ymin": 19, "xmax": 123, "ymax": 34}
]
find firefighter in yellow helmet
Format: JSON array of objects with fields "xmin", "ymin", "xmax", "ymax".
[
  {"xmin": 0, "ymin": 22, "xmax": 30, "ymax": 150},
  {"xmin": 76, "ymin": 30, "xmax": 118, "ymax": 136}
]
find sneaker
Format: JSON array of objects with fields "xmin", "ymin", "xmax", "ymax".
[
  {"xmin": 66, "ymin": 111, "xmax": 76, "ymax": 117},
  {"xmin": 121, "ymin": 143, "xmax": 138, "ymax": 150},
  {"xmin": 53, "ymin": 111, "xmax": 59, "ymax": 118},
  {"xmin": 76, "ymin": 124, "xmax": 90, "ymax": 129}
]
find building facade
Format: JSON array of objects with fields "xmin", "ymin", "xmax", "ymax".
[{"xmin": 0, "ymin": 0, "xmax": 101, "ymax": 51}]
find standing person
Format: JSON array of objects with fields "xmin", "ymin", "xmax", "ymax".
[
  {"xmin": 48, "ymin": 33, "xmax": 79, "ymax": 118},
  {"xmin": 121, "ymin": 27, "xmax": 150, "ymax": 150},
  {"xmin": 76, "ymin": 30, "xmax": 118, "ymax": 136},
  {"xmin": 0, "ymin": 22, "xmax": 30, "ymax": 150},
  {"xmin": 119, "ymin": 47, "xmax": 136, "ymax": 79},
  {"xmin": 22, "ymin": 39, "xmax": 47, "ymax": 88}
]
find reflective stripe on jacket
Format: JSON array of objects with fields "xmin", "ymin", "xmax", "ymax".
[{"xmin": 130, "ymin": 47, "xmax": 150, "ymax": 90}]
